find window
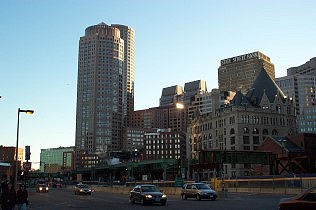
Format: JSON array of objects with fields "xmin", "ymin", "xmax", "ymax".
[
  {"xmin": 253, "ymin": 136, "xmax": 260, "ymax": 144},
  {"xmin": 253, "ymin": 128, "xmax": 259, "ymax": 135},
  {"xmin": 243, "ymin": 136, "xmax": 250, "ymax": 144},
  {"xmin": 262, "ymin": 129, "xmax": 269, "ymax": 135},
  {"xmin": 243, "ymin": 146, "xmax": 250, "ymax": 150},
  {"xmin": 230, "ymin": 128, "xmax": 235, "ymax": 135},
  {"xmin": 272, "ymin": 129, "xmax": 278, "ymax": 135},
  {"xmin": 230, "ymin": 136, "xmax": 235, "ymax": 145},
  {"xmin": 243, "ymin": 127, "xmax": 249, "ymax": 134}
]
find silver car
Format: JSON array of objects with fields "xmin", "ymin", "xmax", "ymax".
[
  {"xmin": 74, "ymin": 183, "xmax": 92, "ymax": 195},
  {"xmin": 181, "ymin": 183, "xmax": 217, "ymax": 200}
]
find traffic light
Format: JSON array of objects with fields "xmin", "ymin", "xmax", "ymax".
[{"xmin": 25, "ymin": 145, "xmax": 31, "ymax": 160}]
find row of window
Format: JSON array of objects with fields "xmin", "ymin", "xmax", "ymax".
[
  {"xmin": 145, "ymin": 150, "xmax": 180, "ymax": 155},
  {"xmin": 145, "ymin": 144, "xmax": 180, "ymax": 149}
]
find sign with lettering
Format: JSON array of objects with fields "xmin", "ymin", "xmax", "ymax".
[{"xmin": 220, "ymin": 52, "xmax": 259, "ymax": 65}]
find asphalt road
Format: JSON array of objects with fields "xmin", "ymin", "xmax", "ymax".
[{"xmin": 27, "ymin": 187, "xmax": 287, "ymax": 210}]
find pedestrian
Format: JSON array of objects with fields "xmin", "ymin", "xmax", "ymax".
[
  {"xmin": 0, "ymin": 182, "xmax": 16, "ymax": 210},
  {"xmin": 16, "ymin": 184, "xmax": 28, "ymax": 210}
]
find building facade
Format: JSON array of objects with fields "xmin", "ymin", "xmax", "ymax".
[
  {"xmin": 183, "ymin": 80, "xmax": 208, "ymax": 107},
  {"xmin": 111, "ymin": 24, "xmax": 135, "ymax": 127},
  {"xmin": 218, "ymin": 51, "xmax": 275, "ymax": 94},
  {"xmin": 190, "ymin": 69, "xmax": 296, "ymax": 177},
  {"xmin": 75, "ymin": 23, "xmax": 135, "ymax": 168},
  {"xmin": 130, "ymin": 104, "xmax": 187, "ymax": 133},
  {"xmin": 276, "ymin": 57, "xmax": 316, "ymax": 133},
  {"xmin": 0, "ymin": 146, "xmax": 24, "ymax": 178},
  {"xmin": 40, "ymin": 147, "xmax": 75, "ymax": 173},
  {"xmin": 287, "ymin": 57, "xmax": 316, "ymax": 76},
  {"xmin": 187, "ymin": 89, "xmax": 235, "ymax": 121},
  {"xmin": 143, "ymin": 129, "xmax": 186, "ymax": 161},
  {"xmin": 159, "ymin": 85, "xmax": 184, "ymax": 107}
]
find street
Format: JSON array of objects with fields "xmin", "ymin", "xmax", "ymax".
[{"xmin": 27, "ymin": 187, "xmax": 287, "ymax": 210}]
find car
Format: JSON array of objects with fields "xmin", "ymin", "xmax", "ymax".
[
  {"xmin": 181, "ymin": 182, "xmax": 217, "ymax": 200},
  {"xmin": 278, "ymin": 187, "xmax": 316, "ymax": 210},
  {"xmin": 74, "ymin": 183, "xmax": 92, "ymax": 195},
  {"xmin": 36, "ymin": 184, "xmax": 49, "ymax": 193},
  {"xmin": 129, "ymin": 184, "xmax": 167, "ymax": 206}
]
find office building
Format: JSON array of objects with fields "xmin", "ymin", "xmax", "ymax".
[
  {"xmin": 276, "ymin": 57, "xmax": 316, "ymax": 133},
  {"xmin": 75, "ymin": 23, "xmax": 135, "ymax": 168},
  {"xmin": 159, "ymin": 85, "xmax": 183, "ymax": 107},
  {"xmin": 122, "ymin": 127, "xmax": 146, "ymax": 153},
  {"xmin": 111, "ymin": 24, "xmax": 135, "ymax": 126},
  {"xmin": 287, "ymin": 57, "xmax": 316, "ymax": 76},
  {"xmin": 187, "ymin": 89, "xmax": 235, "ymax": 120},
  {"xmin": 40, "ymin": 147, "xmax": 75, "ymax": 173},
  {"xmin": 159, "ymin": 80, "xmax": 207, "ymax": 108},
  {"xmin": 143, "ymin": 129, "xmax": 186, "ymax": 161},
  {"xmin": 183, "ymin": 80, "xmax": 208, "ymax": 106},
  {"xmin": 218, "ymin": 51, "xmax": 275, "ymax": 94},
  {"xmin": 130, "ymin": 105, "xmax": 186, "ymax": 133}
]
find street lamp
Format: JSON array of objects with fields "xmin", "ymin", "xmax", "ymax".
[{"xmin": 15, "ymin": 108, "xmax": 34, "ymax": 188}]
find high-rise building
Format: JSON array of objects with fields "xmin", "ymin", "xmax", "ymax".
[
  {"xmin": 275, "ymin": 57, "xmax": 316, "ymax": 133},
  {"xmin": 111, "ymin": 24, "xmax": 135, "ymax": 127},
  {"xmin": 218, "ymin": 51, "xmax": 275, "ymax": 94},
  {"xmin": 75, "ymin": 23, "xmax": 135, "ymax": 168},
  {"xmin": 183, "ymin": 80, "xmax": 207, "ymax": 106},
  {"xmin": 187, "ymin": 89, "xmax": 235, "ymax": 120},
  {"xmin": 159, "ymin": 85, "xmax": 183, "ymax": 107},
  {"xmin": 287, "ymin": 57, "xmax": 316, "ymax": 76}
]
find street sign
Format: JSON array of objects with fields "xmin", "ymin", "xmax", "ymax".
[{"xmin": 23, "ymin": 162, "xmax": 31, "ymax": 171}]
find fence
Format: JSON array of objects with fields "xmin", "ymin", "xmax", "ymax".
[
  {"xmin": 79, "ymin": 176, "xmax": 316, "ymax": 196},
  {"xmin": 218, "ymin": 176, "xmax": 316, "ymax": 195}
]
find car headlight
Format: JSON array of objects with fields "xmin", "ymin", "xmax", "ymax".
[
  {"xmin": 46, "ymin": 187, "xmax": 49, "ymax": 190},
  {"xmin": 162, "ymin": 194, "xmax": 167, "ymax": 198},
  {"xmin": 145, "ymin": 194, "xmax": 152, "ymax": 199},
  {"xmin": 89, "ymin": 189, "xmax": 92, "ymax": 192},
  {"xmin": 39, "ymin": 187, "xmax": 43, "ymax": 190},
  {"xmin": 80, "ymin": 189, "xmax": 83, "ymax": 192}
]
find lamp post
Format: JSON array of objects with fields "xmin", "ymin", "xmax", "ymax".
[{"xmin": 15, "ymin": 108, "xmax": 34, "ymax": 188}]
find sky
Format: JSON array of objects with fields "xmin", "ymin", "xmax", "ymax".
[{"xmin": 0, "ymin": 0, "xmax": 315, "ymax": 169}]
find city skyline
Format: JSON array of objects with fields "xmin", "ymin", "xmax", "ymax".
[{"xmin": 1, "ymin": 0, "xmax": 315, "ymax": 168}]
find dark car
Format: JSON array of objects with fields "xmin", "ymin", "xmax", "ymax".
[
  {"xmin": 181, "ymin": 182, "xmax": 217, "ymax": 200},
  {"xmin": 74, "ymin": 183, "xmax": 92, "ymax": 195},
  {"xmin": 278, "ymin": 187, "xmax": 316, "ymax": 210},
  {"xmin": 129, "ymin": 184, "xmax": 167, "ymax": 205},
  {"xmin": 36, "ymin": 184, "xmax": 49, "ymax": 193}
]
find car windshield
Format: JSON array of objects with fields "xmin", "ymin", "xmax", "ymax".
[
  {"xmin": 79, "ymin": 184, "xmax": 89, "ymax": 188},
  {"xmin": 195, "ymin": 184, "xmax": 211, "ymax": 189},
  {"xmin": 141, "ymin": 186, "xmax": 159, "ymax": 192}
]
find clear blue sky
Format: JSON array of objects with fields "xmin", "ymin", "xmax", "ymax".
[{"xmin": 1, "ymin": 0, "xmax": 315, "ymax": 169}]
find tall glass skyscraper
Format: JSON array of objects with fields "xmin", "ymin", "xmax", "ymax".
[{"xmin": 75, "ymin": 23, "xmax": 135, "ymax": 166}]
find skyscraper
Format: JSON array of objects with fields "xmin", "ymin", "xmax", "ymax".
[
  {"xmin": 276, "ymin": 57, "xmax": 316, "ymax": 133},
  {"xmin": 75, "ymin": 23, "xmax": 135, "ymax": 167},
  {"xmin": 218, "ymin": 51, "xmax": 275, "ymax": 94}
]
